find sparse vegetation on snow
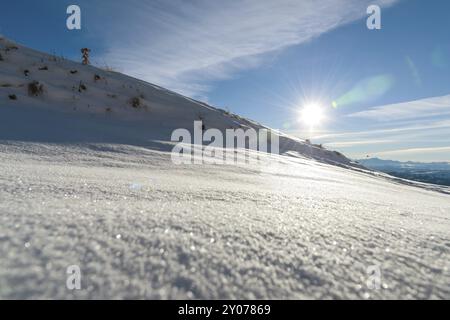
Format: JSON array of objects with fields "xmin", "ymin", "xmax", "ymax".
[{"xmin": 27, "ymin": 81, "xmax": 44, "ymax": 97}]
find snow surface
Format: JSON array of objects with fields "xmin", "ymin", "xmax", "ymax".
[{"xmin": 0, "ymin": 37, "xmax": 449, "ymax": 299}]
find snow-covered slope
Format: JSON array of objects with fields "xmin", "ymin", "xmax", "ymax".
[
  {"xmin": 1, "ymin": 37, "xmax": 449, "ymax": 300},
  {"xmin": 0, "ymin": 36, "xmax": 357, "ymax": 167}
]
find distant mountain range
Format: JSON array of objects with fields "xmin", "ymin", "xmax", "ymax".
[
  {"xmin": 358, "ymin": 158, "xmax": 450, "ymax": 171},
  {"xmin": 358, "ymin": 158, "xmax": 450, "ymax": 186}
]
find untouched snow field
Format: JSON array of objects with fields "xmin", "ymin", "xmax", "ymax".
[
  {"xmin": 0, "ymin": 37, "xmax": 449, "ymax": 299},
  {"xmin": 0, "ymin": 139, "xmax": 449, "ymax": 299}
]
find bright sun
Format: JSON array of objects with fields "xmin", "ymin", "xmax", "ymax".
[{"xmin": 299, "ymin": 103, "xmax": 325, "ymax": 127}]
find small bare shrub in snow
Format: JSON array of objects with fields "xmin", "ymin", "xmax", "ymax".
[
  {"xmin": 4, "ymin": 45, "xmax": 18, "ymax": 52},
  {"xmin": 94, "ymin": 74, "xmax": 101, "ymax": 81},
  {"xmin": 81, "ymin": 48, "xmax": 90, "ymax": 65},
  {"xmin": 23, "ymin": 70, "xmax": 30, "ymax": 76},
  {"xmin": 196, "ymin": 115, "xmax": 206, "ymax": 131},
  {"xmin": 8, "ymin": 94, "xmax": 17, "ymax": 100},
  {"xmin": 28, "ymin": 81, "xmax": 44, "ymax": 97},
  {"xmin": 130, "ymin": 97, "xmax": 141, "ymax": 108},
  {"xmin": 70, "ymin": 70, "xmax": 78, "ymax": 74},
  {"xmin": 78, "ymin": 81, "xmax": 87, "ymax": 92}
]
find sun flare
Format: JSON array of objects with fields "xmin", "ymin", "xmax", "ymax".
[{"xmin": 299, "ymin": 103, "xmax": 325, "ymax": 127}]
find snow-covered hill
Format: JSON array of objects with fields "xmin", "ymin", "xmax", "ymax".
[
  {"xmin": 1, "ymin": 37, "xmax": 449, "ymax": 299},
  {"xmin": 0, "ymin": 36, "xmax": 356, "ymax": 168}
]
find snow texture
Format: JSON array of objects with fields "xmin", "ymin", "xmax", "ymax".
[{"xmin": 0, "ymin": 37, "xmax": 449, "ymax": 299}]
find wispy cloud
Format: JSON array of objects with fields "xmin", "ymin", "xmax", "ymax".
[
  {"xmin": 347, "ymin": 94, "xmax": 450, "ymax": 121},
  {"xmin": 324, "ymin": 139, "xmax": 394, "ymax": 148},
  {"xmin": 91, "ymin": 0, "xmax": 398, "ymax": 97},
  {"xmin": 309, "ymin": 119, "xmax": 450, "ymax": 140},
  {"xmin": 375, "ymin": 146, "xmax": 450, "ymax": 156}
]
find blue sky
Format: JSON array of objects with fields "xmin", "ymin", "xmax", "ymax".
[{"xmin": 1, "ymin": 0, "xmax": 450, "ymax": 161}]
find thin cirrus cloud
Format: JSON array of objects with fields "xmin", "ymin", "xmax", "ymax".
[
  {"xmin": 94, "ymin": 0, "xmax": 399, "ymax": 97},
  {"xmin": 311, "ymin": 117, "xmax": 450, "ymax": 150},
  {"xmin": 347, "ymin": 94, "xmax": 450, "ymax": 121},
  {"xmin": 290, "ymin": 118, "xmax": 450, "ymax": 148},
  {"xmin": 307, "ymin": 95, "xmax": 450, "ymax": 160},
  {"xmin": 324, "ymin": 139, "xmax": 394, "ymax": 148},
  {"xmin": 374, "ymin": 146, "xmax": 450, "ymax": 157},
  {"xmin": 311, "ymin": 119, "xmax": 450, "ymax": 141}
]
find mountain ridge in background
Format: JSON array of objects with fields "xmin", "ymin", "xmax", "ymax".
[{"xmin": 358, "ymin": 158, "xmax": 450, "ymax": 187}]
